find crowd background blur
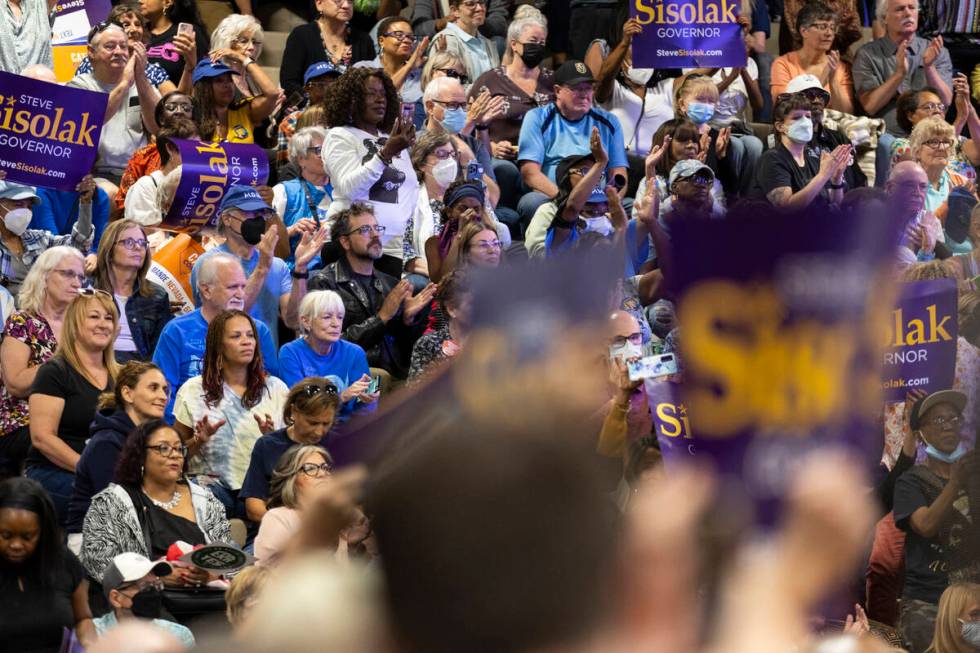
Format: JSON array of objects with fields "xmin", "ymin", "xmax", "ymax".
[{"xmin": 2, "ymin": 0, "xmax": 980, "ymax": 652}]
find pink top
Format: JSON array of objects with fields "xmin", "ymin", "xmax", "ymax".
[{"xmin": 254, "ymin": 506, "xmax": 301, "ymax": 567}]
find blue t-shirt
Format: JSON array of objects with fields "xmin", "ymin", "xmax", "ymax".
[
  {"xmin": 32, "ymin": 187, "xmax": 109, "ymax": 251},
  {"xmin": 239, "ymin": 427, "xmax": 329, "ymax": 501},
  {"xmin": 190, "ymin": 245, "xmax": 292, "ymax": 349},
  {"xmin": 517, "ymin": 104, "xmax": 628, "ymax": 182},
  {"xmin": 278, "ymin": 337, "xmax": 375, "ymax": 421},
  {"xmin": 152, "ymin": 308, "xmax": 280, "ymax": 420}
]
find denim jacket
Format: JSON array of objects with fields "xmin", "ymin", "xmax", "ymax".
[{"xmin": 112, "ymin": 282, "xmax": 173, "ymax": 362}]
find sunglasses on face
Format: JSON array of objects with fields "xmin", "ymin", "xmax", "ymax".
[
  {"xmin": 437, "ymin": 68, "xmax": 469, "ymax": 84},
  {"xmin": 678, "ymin": 172, "xmax": 713, "ymax": 186}
]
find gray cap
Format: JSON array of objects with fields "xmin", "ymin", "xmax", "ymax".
[
  {"xmin": 0, "ymin": 180, "xmax": 40, "ymax": 205},
  {"xmin": 668, "ymin": 159, "xmax": 714, "ymax": 189}
]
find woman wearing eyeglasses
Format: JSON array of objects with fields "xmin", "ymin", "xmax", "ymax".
[
  {"xmin": 454, "ymin": 222, "xmax": 503, "ymax": 271},
  {"xmin": 173, "ymin": 310, "xmax": 289, "ymax": 518},
  {"xmin": 353, "ymin": 17, "xmax": 427, "ymax": 127},
  {"xmin": 253, "ymin": 444, "xmax": 336, "ymax": 566},
  {"xmin": 424, "ymin": 181, "xmax": 500, "ymax": 283},
  {"xmin": 908, "ymin": 116, "xmax": 978, "ymax": 252},
  {"xmin": 25, "ymin": 291, "xmax": 119, "ymax": 525},
  {"xmin": 408, "ymin": 270, "xmax": 470, "ymax": 384},
  {"xmin": 403, "ymin": 131, "xmax": 460, "ymax": 280},
  {"xmin": 81, "ymin": 419, "xmax": 231, "ymax": 591},
  {"xmin": 66, "ymin": 361, "xmax": 169, "ymax": 552},
  {"xmin": 271, "ymin": 126, "xmax": 332, "ymax": 271},
  {"xmin": 241, "ymin": 377, "xmax": 340, "ymax": 523},
  {"xmin": 321, "ymin": 67, "xmax": 419, "ymax": 279},
  {"xmin": 770, "ymin": 3, "xmax": 855, "ymax": 114},
  {"xmin": 0, "ymin": 247, "xmax": 82, "ymax": 479},
  {"xmin": 892, "ymin": 84, "xmax": 980, "ymax": 187},
  {"xmin": 210, "ymin": 15, "xmax": 265, "ymax": 99},
  {"xmin": 91, "ymin": 221, "xmax": 173, "ymax": 364},
  {"xmin": 430, "ymin": 0, "xmax": 499, "ymax": 84},
  {"xmin": 279, "ymin": 0, "xmax": 375, "ymax": 97}
]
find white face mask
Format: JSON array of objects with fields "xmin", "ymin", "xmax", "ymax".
[
  {"xmin": 431, "ymin": 158, "xmax": 458, "ymax": 187},
  {"xmin": 582, "ymin": 215, "xmax": 613, "ymax": 236},
  {"xmin": 2, "ymin": 207, "xmax": 32, "ymax": 236},
  {"xmin": 625, "ymin": 67, "xmax": 654, "ymax": 86}
]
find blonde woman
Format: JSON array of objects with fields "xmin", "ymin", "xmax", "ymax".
[
  {"xmin": 421, "ymin": 50, "xmax": 468, "ymax": 92},
  {"xmin": 25, "ymin": 290, "xmax": 119, "ymax": 524},
  {"xmin": 929, "ymin": 582, "xmax": 980, "ymax": 653}
]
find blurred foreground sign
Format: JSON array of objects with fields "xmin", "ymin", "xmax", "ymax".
[{"xmin": 670, "ymin": 208, "xmax": 900, "ymax": 522}]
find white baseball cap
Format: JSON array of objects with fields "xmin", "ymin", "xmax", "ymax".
[{"xmin": 101, "ymin": 552, "xmax": 173, "ymax": 598}]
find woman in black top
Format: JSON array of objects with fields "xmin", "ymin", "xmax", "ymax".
[
  {"xmin": 25, "ymin": 291, "xmax": 118, "ymax": 526},
  {"xmin": 142, "ymin": 0, "xmax": 210, "ymax": 84},
  {"xmin": 0, "ymin": 478, "xmax": 96, "ymax": 652},
  {"xmin": 279, "ymin": 0, "xmax": 375, "ymax": 97}
]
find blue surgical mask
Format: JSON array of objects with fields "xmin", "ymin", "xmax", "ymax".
[
  {"xmin": 440, "ymin": 107, "xmax": 467, "ymax": 134},
  {"xmin": 686, "ymin": 102, "xmax": 715, "ymax": 125},
  {"xmin": 786, "ymin": 117, "xmax": 814, "ymax": 144},
  {"xmin": 960, "ymin": 619, "xmax": 980, "ymax": 647},
  {"xmin": 924, "ymin": 441, "xmax": 968, "ymax": 464}
]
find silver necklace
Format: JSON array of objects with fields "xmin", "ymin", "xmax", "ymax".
[{"xmin": 145, "ymin": 487, "xmax": 182, "ymax": 510}]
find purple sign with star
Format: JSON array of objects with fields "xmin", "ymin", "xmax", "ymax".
[
  {"xmin": 0, "ymin": 71, "xmax": 107, "ymax": 191},
  {"xmin": 645, "ymin": 379, "xmax": 697, "ymax": 466}
]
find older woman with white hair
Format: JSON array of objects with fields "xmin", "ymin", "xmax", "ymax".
[
  {"xmin": 277, "ymin": 290, "xmax": 377, "ymax": 422},
  {"xmin": 271, "ymin": 126, "xmax": 331, "ymax": 270},
  {"xmin": 910, "ymin": 116, "xmax": 978, "ymax": 252},
  {"xmin": 0, "ymin": 246, "xmax": 83, "ymax": 476},
  {"xmin": 210, "ymin": 14, "xmax": 266, "ymax": 98}
]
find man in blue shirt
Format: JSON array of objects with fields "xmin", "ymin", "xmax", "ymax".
[
  {"xmin": 154, "ymin": 252, "xmax": 280, "ymax": 420},
  {"xmin": 517, "ymin": 60, "xmax": 628, "ymax": 232},
  {"xmin": 190, "ymin": 185, "xmax": 326, "ymax": 349}
]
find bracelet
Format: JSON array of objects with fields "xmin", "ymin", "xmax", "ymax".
[
  {"xmin": 376, "ymin": 151, "xmax": 393, "ymax": 166},
  {"xmin": 291, "ymin": 268, "xmax": 309, "ymax": 279},
  {"xmin": 474, "ymin": 123, "xmax": 489, "ymax": 131}
]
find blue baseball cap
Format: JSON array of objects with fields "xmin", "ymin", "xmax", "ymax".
[
  {"xmin": 192, "ymin": 59, "xmax": 240, "ymax": 84},
  {"xmin": 0, "ymin": 180, "xmax": 40, "ymax": 205},
  {"xmin": 218, "ymin": 185, "xmax": 271, "ymax": 214},
  {"xmin": 304, "ymin": 61, "xmax": 341, "ymax": 85}
]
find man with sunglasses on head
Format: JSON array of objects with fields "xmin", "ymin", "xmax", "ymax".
[
  {"xmin": 310, "ymin": 203, "xmax": 437, "ymax": 379},
  {"xmin": 784, "ymin": 74, "xmax": 868, "ymax": 190}
]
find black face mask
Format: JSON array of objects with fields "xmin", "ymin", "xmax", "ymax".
[
  {"xmin": 130, "ymin": 586, "xmax": 164, "ymax": 619},
  {"xmin": 239, "ymin": 215, "xmax": 267, "ymax": 246},
  {"xmin": 518, "ymin": 42, "xmax": 546, "ymax": 69}
]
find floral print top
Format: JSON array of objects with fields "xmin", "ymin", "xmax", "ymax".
[{"xmin": 0, "ymin": 311, "xmax": 57, "ymax": 435}]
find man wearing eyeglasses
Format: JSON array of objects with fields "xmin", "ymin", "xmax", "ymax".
[
  {"xmin": 94, "ymin": 552, "xmax": 194, "ymax": 646},
  {"xmin": 310, "ymin": 203, "xmax": 437, "ymax": 379},
  {"xmin": 893, "ymin": 389, "xmax": 978, "ymax": 653},
  {"xmin": 68, "ymin": 23, "xmax": 162, "ymax": 196},
  {"xmin": 430, "ymin": 0, "xmax": 500, "ymax": 83},
  {"xmin": 517, "ymin": 60, "xmax": 628, "ymax": 234}
]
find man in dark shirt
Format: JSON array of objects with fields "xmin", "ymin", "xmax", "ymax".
[
  {"xmin": 893, "ymin": 389, "xmax": 978, "ymax": 653},
  {"xmin": 309, "ymin": 203, "xmax": 436, "ymax": 378}
]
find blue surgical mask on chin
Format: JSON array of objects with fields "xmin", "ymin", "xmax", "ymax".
[
  {"xmin": 440, "ymin": 107, "xmax": 467, "ymax": 134},
  {"xmin": 924, "ymin": 441, "xmax": 968, "ymax": 464},
  {"xmin": 686, "ymin": 102, "xmax": 715, "ymax": 125}
]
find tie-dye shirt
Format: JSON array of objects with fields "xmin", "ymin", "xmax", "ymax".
[{"xmin": 174, "ymin": 375, "xmax": 289, "ymax": 489}]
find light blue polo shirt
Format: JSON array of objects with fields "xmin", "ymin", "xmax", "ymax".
[
  {"xmin": 445, "ymin": 21, "xmax": 493, "ymax": 79},
  {"xmin": 190, "ymin": 244, "xmax": 292, "ymax": 349},
  {"xmin": 518, "ymin": 104, "xmax": 628, "ymax": 182}
]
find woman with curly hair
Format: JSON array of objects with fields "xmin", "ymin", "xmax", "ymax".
[
  {"xmin": 278, "ymin": 0, "xmax": 375, "ymax": 97},
  {"xmin": 172, "ymin": 310, "xmax": 289, "ymax": 517},
  {"xmin": 321, "ymin": 67, "xmax": 419, "ymax": 279}
]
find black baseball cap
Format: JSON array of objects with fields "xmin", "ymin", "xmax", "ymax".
[{"xmin": 554, "ymin": 60, "xmax": 595, "ymax": 87}]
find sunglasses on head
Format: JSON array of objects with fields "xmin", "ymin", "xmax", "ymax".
[{"xmin": 301, "ymin": 383, "xmax": 339, "ymax": 397}]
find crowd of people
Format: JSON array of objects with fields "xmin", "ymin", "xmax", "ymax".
[{"xmin": 1, "ymin": 0, "xmax": 980, "ymax": 651}]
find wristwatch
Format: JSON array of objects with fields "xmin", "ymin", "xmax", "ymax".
[
  {"xmin": 242, "ymin": 57, "xmax": 254, "ymax": 67},
  {"xmin": 291, "ymin": 268, "xmax": 309, "ymax": 279}
]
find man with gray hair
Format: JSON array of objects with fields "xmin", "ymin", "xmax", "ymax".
[
  {"xmin": 153, "ymin": 252, "xmax": 280, "ymax": 419},
  {"xmin": 67, "ymin": 23, "xmax": 162, "ymax": 192}
]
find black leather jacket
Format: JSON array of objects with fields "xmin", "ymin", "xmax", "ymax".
[{"xmin": 309, "ymin": 257, "xmax": 422, "ymax": 378}]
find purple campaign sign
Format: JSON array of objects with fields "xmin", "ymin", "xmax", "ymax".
[
  {"xmin": 882, "ymin": 278, "xmax": 957, "ymax": 401},
  {"xmin": 631, "ymin": 0, "xmax": 747, "ymax": 68},
  {"xmin": 669, "ymin": 207, "xmax": 900, "ymax": 524},
  {"xmin": 0, "ymin": 71, "xmax": 106, "ymax": 191},
  {"xmin": 645, "ymin": 379, "xmax": 697, "ymax": 466},
  {"xmin": 163, "ymin": 139, "xmax": 269, "ymax": 232}
]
